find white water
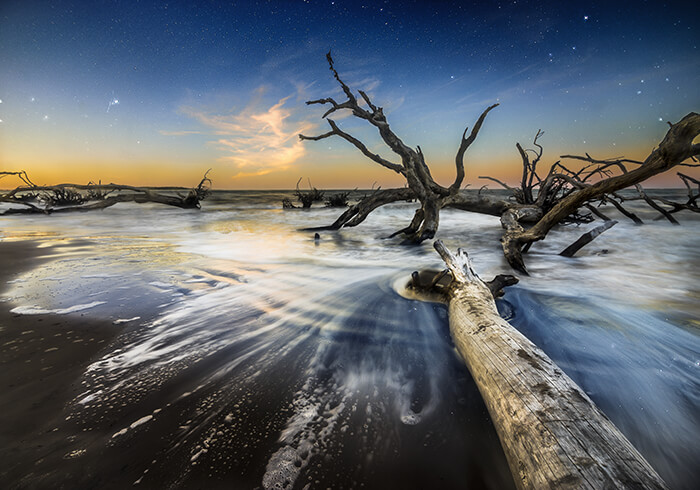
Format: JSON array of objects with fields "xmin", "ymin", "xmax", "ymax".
[{"xmin": 1, "ymin": 189, "xmax": 698, "ymax": 489}]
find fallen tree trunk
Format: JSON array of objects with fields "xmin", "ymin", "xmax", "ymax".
[
  {"xmin": 420, "ymin": 240, "xmax": 667, "ymax": 489},
  {"xmin": 0, "ymin": 170, "xmax": 212, "ymax": 215}
]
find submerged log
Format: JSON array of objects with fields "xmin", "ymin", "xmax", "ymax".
[
  {"xmin": 559, "ymin": 220, "xmax": 618, "ymax": 258},
  {"xmin": 423, "ymin": 240, "xmax": 667, "ymax": 489}
]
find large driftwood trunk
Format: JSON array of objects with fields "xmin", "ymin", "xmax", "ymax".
[{"xmin": 430, "ymin": 241, "xmax": 667, "ymax": 489}]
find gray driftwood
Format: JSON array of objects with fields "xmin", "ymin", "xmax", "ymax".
[
  {"xmin": 0, "ymin": 170, "xmax": 211, "ymax": 215},
  {"xmin": 420, "ymin": 240, "xmax": 667, "ymax": 489}
]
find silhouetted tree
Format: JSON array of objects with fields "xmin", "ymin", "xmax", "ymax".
[{"xmin": 300, "ymin": 52, "xmax": 700, "ymax": 273}]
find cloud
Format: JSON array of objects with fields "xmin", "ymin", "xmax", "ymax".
[{"xmin": 180, "ymin": 87, "xmax": 316, "ymax": 178}]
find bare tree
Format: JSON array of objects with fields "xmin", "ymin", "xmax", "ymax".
[{"xmin": 300, "ymin": 52, "xmax": 700, "ymax": 273}]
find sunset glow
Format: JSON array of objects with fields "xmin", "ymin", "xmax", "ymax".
[{"xmin": 1, "ymin": 1, "xmax": 697, "ymax": 189}]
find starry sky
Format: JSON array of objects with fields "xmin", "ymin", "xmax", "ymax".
[{"xmin": 0, "ymin": 0, "xmax": 698, "ymax": 189}]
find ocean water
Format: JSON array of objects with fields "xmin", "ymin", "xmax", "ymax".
[{"xmin": 1, "ymin": 189, "xmax": 699, "ymax": 489}]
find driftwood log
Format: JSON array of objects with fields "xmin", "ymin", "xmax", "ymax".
[
  {"xmin": 411, "ymin": 240, "xmax": 667, "ymax": 489},
  {"xmin": 300, "ymin": 52, "xmax": 700, "ymax": 273},
  {"xmin": 0, "ymin": 170, "xmax": 211, "ymax": 215}
]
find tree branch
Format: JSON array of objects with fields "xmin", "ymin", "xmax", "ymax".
[
  {"xmin": 300, "ymin": 119, "xmax": 404, "ymax": 174},
  {"xmin": 450, "ymin": 104, "xmax": 499, "ymax": 193}
]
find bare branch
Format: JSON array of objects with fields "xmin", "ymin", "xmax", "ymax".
[
  {"xmin": 634, "ymin": 184, "xmax": 680, "ymax": 224},
  {"xmin": 478, "ymin": 176, "xmax": 515, "ymax": 190},
  {"xmin": 450, "ymin": 104, "xmax": 499, "ymax": 193},
  {"xmin": 559, "ymin": 220, "xmax": 618, "ymax": 257},
  {"xmin": 561, "ymin": 154, "xmax": 644, "ymax": 167},
  {"xmin": 0, "ymin": 170, "xmax": 37, "ymax": 188},
  {"xmin": 300, "ymin": 187, "xmax": 415, "ymax": 231},
  {"xmin": 326, "ymin": 51, "xmax": 357, "ymax": 106},
  {"xmin": 357, "ymin": 90, "xmax": 379, "ymax": 113},
  {"xmin": 605, "ymin": 197, "xmax": 644, "ymax": 224},
  {"xmin": 300, "ymin": 119, "xmax": 404, "ymax": 174},
  {"xmin": 585, "ymin": 203, "xmax": 612, "ymax": 221}
]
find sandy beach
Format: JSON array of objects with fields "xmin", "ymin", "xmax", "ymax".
[
  {"xmin": 0, "ymin": 192, "xmax": 698, "ymax": 489},
  {"xmin": 0, "ymin": 229, "xmax": 514, "ymax": 489},
  {"xmin": 0, "ymin": 241, "xmax": 126, "ymax": 486}
]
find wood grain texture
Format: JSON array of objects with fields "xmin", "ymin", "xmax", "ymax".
[{"xmin": 433, "ymin": 240, "xmax": 668, "ymax": 489}]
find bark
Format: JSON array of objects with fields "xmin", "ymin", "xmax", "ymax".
[{"xmin": 430, "ymin": 240, "xmax": 667, "ymax": 490}]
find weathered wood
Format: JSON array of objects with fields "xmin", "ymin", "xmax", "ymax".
[
  {"xmin": 431, "ymin": 240, "xmax": 667, "ymax": 490},
  {"xmin": 300, "ymin": 53, "xmax": 700, "ymax": 272},
  {"xmin": 299, "ymin": 51, "xmax": 500, "ymax": 242},
  {"xmin": 559, "ymin": 220, "xmax": 618, "ymax": 257},
  {"xmin": 0, "ymin": 170, "xmax": 211, "ymax": 215}
]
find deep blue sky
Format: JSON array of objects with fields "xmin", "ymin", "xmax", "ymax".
[{"xmin": 1, "ymin": 0, "xmax": 698, "ymax": 187}]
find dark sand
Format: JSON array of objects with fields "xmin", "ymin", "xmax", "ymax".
[
  {"xmin": 0, "ymin": 240, "xmax": 515, "ymax": 490},
  {"xmin": 0, "ymin": 241, "xmax": 126, "ymax": 488}
]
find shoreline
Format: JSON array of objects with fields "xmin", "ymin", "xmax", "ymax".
[{"xmin": 0, "ymin": 240, "xmax": 125, "ymax": 487}]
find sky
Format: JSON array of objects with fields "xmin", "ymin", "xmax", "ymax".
[{"xmin": 0, "ymin": 0, "xmax": 698, "ymax": 189}]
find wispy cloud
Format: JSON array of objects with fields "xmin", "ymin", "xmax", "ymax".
[{"xmin": 180, "ymin": 87, "xmax": 316, "ymax": 178}]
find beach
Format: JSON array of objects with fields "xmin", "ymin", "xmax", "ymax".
[
  {"xmin": 0, "ymin": 191, "xmax": 698, "ymax": 489},
  {"xmin": 0, "ymin": 240, "xmax": 123, "ymax": 486}
]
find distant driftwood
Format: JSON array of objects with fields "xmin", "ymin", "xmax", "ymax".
[
  {"xmin": 0, "ymin": 170, "xmax": 211, "ymax": 215},
  {"xmin": 409, "ymin": 240, "xmax": 667, "ymax": 490}
]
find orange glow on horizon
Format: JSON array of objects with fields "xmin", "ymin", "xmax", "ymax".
[{"xmin": 1, "ymin": 136, "xmax": 692, "ymax": 190}]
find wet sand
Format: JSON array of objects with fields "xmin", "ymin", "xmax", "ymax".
[
  {"xmin": 0, "ymin": 239, "xmax": 514, "ymax": 490},
  {"xmin": 0, "ymin": 241, "xmax": 125, "ymax": 487}
]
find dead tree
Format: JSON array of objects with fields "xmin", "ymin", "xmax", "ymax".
[
  {"xmin": 324, "ymin": 191, "xmax": 350, "ymax": 207},
  {"xmin": 497, "ymin": 118, "xmax": 700, "ymax": 272},
  {"xmin": 300, "ymin": 51, "xmax": 505, "ymax": 243},
  {"xmin": 294, "ymin": 178, "xmax": 324, "ymax": 208},
  {"xmin": 0, "ymin": 170, "xmax": 212, "ymax": 215},
  {"xmin": 408, "ymin": 241, "xmax": 668, "ymax": 489},
  {"xmin": 300, "ymin": 52, "xmax": 700, "ymax": 273}
]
